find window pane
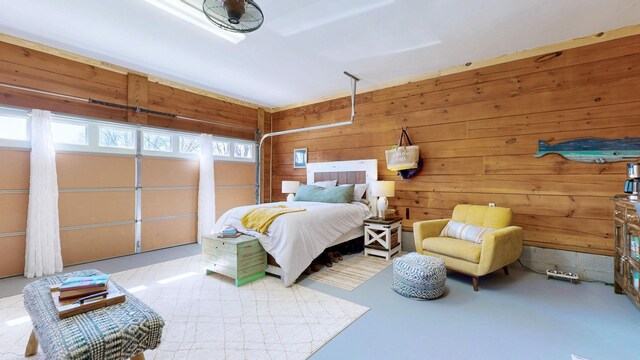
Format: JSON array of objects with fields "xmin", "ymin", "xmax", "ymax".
[
  {"xmin": 99, "ymin": 127, "xmax": 134, "ymax": 148},
  {"xmin": 179, "ymin": 136, "xmax": 200, "ymax": 153},
  {"xmin": 143, "ymin": 132, "xmax": 172, "ymax": 152},
  {"xmin": 0, "ymin": 116, "xmax": 28, "ymax": 140},
  {"xmin": 52, "ymin": 122, "xmax": 87, "ymax": 145},
  {"xmin": 212, "ymin": 141, "xmax": 230, "ymax": 156},
  {"xmin": 234, "ymin": 143, "xmax": 254, "ymax": 159}
]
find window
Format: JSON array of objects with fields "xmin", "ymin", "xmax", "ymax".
[
  {"xmin": 51, "ymin": 122, "xmax": 87, "ymax": 145},
  {"xmin": 234, "ymin": 143, "xmax": 254, "ymax": 159},
  {"xmin": 212, "ymin": 141, "xmax": 230, "ymax": 157},
  {"xmin": 179, "ymin": 136, "xmax": 200, "ymax": 154},
  {"xmin": 0, "ymin": 116, "xmax": 28, "ymax": 140},
  {"xmin": 99, "ymin": 127, "xmax": 135, "ymax": 149},
  {"xmin": 143, "ymin": 131, "xmax": 172, "ymax": 152}
]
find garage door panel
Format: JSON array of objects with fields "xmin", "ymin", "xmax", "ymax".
[
  {"xmin": 0, "ymin": 236, "xmax": 25, "ymax": 278},
  {"xmin": 59, "ymin": 191, "xmax": 135, "ymax": 227},
  {"xmin": 0, "ymin": 150, "xmax": 29, "ymax": 190},
  {"xmin": 57, "ymin": 153, "xmax": 134, "ymax": 188},
  {"xmin": 142, "ymin": 189, "xmax": 197, "ymax": 219},
  {"xmin": 141, "ymin": 217, "xmax": 196, "ymax": 251},
  {"xmin": 0, "ymin": 193, "xmax": 28, "ymax": 233},
  {"xmin": 60, "ymin": 224, "xmax": 135, "ymax": 265}
]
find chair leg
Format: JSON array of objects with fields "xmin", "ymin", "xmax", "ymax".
[
  {"xmin": 131, "ymin": 353, "xmax": 145, "ymax": 360},
  {"xmin": 503, "ymin": 266, "xmax": 509, "ymax": 276},
  {"xmin": 25, "ymin": 329, "xmax": 38, "ymax": 356},
  {"xmin": 472, "ymin": 276, "xmax": 479, "ymax": 292}
]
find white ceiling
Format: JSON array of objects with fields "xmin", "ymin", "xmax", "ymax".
[{"xmin": 0, "ymin": 0, "xmax": 639, "ymax": 108}]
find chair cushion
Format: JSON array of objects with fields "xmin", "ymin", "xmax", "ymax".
[
  {"xmin": 440, "ymin": 220, "xmax": 495, "ymax": 244},
  {"xmin": 422, "ymin": 236, "xmax": 482, "ymax": 264}
]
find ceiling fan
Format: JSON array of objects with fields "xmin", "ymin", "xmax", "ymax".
[{"xmin": 202, "ymin": 0, "xmax": 264, "ymax": 33}]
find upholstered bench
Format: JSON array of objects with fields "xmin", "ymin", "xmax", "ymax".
[
  {"xmin": 391, "ymin": 252, "xmax": 446, "ymax": 300},
  {"xmin": 23, "ymin": 269, "xmax": 164, "ymax": 360}
]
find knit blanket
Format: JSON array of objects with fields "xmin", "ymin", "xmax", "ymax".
[
  {"xmin": 241, "ymin": 205, "xmax": 305, "ymax": 233},
  {"xmin": 23, "ymin": 269, "xmax": 164, "ymax": 360}
]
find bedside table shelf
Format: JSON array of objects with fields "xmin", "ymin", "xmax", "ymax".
[
  {"xmin": 364, "ymin": 218, "xmax": 402, "ymax": 260},
  {"xmin": 202, "ymin": 234, "xmax": 267, "ymax": 286}
]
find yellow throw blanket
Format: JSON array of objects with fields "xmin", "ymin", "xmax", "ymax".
[{"xmin": 241, "ymin": 205, "xmax": 306, "ymax": 234}]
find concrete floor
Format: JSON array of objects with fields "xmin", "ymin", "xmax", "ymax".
[{"xmin": 2, "ymin": 244, "xmax": 639, "ymax": 359}]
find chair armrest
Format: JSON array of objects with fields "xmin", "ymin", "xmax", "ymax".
[
  {"xmin": 478, "ymin": 226, "xmax": 523, "ymax": 275},
  {"xmin": 413, "ymin": 219, "xmax": 450, "ymax": 254}
]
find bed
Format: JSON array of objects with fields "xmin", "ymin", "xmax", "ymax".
[{"xmin": 213, "ymin": 159, "xmax": 378, "ymax": 286}]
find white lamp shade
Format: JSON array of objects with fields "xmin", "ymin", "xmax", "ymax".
[
  {"xmin": 371, "ymin": 181, "xmax": 395, "ymax": 197},
  {"xmin": 282, "ymin": 180, "xmax": 301, "ymax": 194}
]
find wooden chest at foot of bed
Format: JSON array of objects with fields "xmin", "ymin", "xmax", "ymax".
[{"xmin": 202, "ymin": 234, "xmax": 267, "ymax": 286}]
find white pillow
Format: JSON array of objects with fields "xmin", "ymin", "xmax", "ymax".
[
  {"xmin": 312, "ymin": 180, "xmax": 337, "ymax": 188},
  {"xmin": 340, "ymin": 183, "xmax": 368, "ymax": 201},
  {"xmin": 440, "ymin": 220, "xmax": 495, "ymax": 244}
]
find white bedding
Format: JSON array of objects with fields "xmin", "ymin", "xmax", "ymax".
[{"xmin": 213, "ymin": 201, "xmax": 372, "ymax": 286}]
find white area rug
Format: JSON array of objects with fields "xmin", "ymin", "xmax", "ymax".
[
  {"xmin": 0, "ymin": 255, "xmax": 368, "ymax": 360},
  {"xmin": 307, "ymin": 253, "xmax": 398, "ymax": 291}
]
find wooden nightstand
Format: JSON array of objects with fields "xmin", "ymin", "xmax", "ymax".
[
  {"xmin": 202, "ymin": 234, "xmax": 267, "ymax": 286},
  {"xmin": 364, "ymin": 217, "xmax": 402, "ymax": 260}
]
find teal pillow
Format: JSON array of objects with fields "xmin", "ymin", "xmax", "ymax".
[{"xmin": 294, "ymin": 184, "xmax": 354, "ymax": 203}]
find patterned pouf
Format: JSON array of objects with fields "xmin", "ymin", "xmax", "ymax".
[
  {"xmin": 22, "ymin": 269, "xmax": 164, "ymax": 359},
  {"xmin": 391, "ymin": 252, "xmax": 446, "ymax": 300}
]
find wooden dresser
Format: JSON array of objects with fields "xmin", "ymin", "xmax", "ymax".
[
  {"xmin": 202, "ymin": 234, "xmax": 267, "ymax": 286},
  {"xmin": 614, "ymin": 197, "xmax": 640, "ymax": 308}
]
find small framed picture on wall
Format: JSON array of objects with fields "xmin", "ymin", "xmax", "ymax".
[{"xmin": 293, "ymin": 148, "xmax": 307, "ymax": 168}]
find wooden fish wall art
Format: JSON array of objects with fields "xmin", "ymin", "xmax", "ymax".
[{"xmin": 534, "ymin": 138, "xmax": 640, "ymax": 163}]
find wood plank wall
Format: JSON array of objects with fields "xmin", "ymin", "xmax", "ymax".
[
  {"xmin": 0, "ymin": 40, "xmax": 257, "ymax": 139},
  {"xmin": 0, "ymin": 39, "xmax": 262, "ymax": 277},
  {"xmin": 270, "ymin": 34, "xmax": 640, "ymax": 256}
]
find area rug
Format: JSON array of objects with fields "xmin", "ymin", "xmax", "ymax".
[
  {"xmin": 0, "ymin": 255, "xmax": 368, "ymax": 360},
  {"xmin": 306, "ymin": 253, "xmax": 399, "ymax": 291}
]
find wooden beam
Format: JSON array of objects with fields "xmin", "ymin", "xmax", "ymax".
[{"xmin": 127, "ymin": 73, "xmax": 148, "ymax": 124}]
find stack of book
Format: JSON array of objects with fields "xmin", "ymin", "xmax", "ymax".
[
  {"xmin": 58, "ymin": 274, "xmax": 110, "ymax": 300},
  {"xmin": 218, "ymin": 227, "xmax": 241, "ymax": 238}
]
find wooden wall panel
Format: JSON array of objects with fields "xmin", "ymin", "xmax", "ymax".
[
  {"xmin": 141, "ymin": 217, "xmax": 197, "ymax": 251},
  {"xmin": 0, "ymin": 236, "xmax": 26, "ymax": 278},
  {"xmin": 60, "ymin": 224, "xmax": 135, "ymax": 265},
  {"xmin": 58, "ymin": 191, "xmax": 135, "ymax": 227},
  {"xmin": 270, "ymin": 34, "xmax": 640, "ymax": 256},
  {"xmin": 57, "ymin": 154, "xmax": 135, "ymax": 189},
  {"xmin": 0, "ymin": 40, "xmax": 259, "ymax": 138},
  {"xmin": 0, "ymin": 193, "xmax": 28, "ymax": 233},
  {"xmin": 141, "ymin": 158, "xmax": 199, "ymax": 187},
  {"xmin": 142, "ymin": 189, "xmax": 197, "ymax": 218},
  {"xmin": 0, "ymin": 150, "xmax": 29, "ymax": 189}
]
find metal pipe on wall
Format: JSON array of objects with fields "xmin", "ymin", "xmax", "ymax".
[{"xmin": 255, "ymin": 72, "xmax": 360, "ymax": 204}]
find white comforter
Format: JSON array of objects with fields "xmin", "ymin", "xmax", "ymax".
[{"xmin": 213, "ymin": 201, "xmax": 371, "ymax": 286}]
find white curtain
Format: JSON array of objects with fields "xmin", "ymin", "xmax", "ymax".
[
  {"xmin": 197, "ymin": 134, "xmax": 216, "ymax": 243},
  {"xmin": 24, "ymin": 109, "xmax": 63, "ymax": 278}
]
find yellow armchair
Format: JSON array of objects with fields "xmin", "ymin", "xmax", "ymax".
[{"xmin": 413, "ymin": 204, "xmax": 523, "ymax": 291}]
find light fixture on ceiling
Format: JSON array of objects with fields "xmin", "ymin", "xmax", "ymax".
[
  {"xmin": 144, "ymin": 0, "xmax": 245, "ymax": 43},
  {"xmin": 202, "ymin": 0, "xmax": 264, "ymax": 33}
]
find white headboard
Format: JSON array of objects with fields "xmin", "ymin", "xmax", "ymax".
[{"xmin": 306, "ymin": 159, "xmax": 378, "ymax": 203}]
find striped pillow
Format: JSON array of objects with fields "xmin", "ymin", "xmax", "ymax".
[{"xmin": 440, "ymin": 220, "xmax": 495, "ymax": 244}]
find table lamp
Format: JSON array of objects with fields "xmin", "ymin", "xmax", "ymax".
[
  {"xmin": 371, "ymin": 180, "xmax": 395, "ymax": 218},
  {"xmin": 282, "ymin": 181, "xmax": 300, "ymax": 202}
]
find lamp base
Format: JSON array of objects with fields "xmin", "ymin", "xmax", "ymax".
[
  {"xmin": 287, "ymin": 193, "xmax": 295, "ymax": 202},
  {"xmin": 377, "ymin": 196, "xmax": 388, "ymax": 219}
]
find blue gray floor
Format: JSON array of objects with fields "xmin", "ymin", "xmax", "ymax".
[{"xmin": 2, "ymin": 244, "xmax": 638, "ymax": 359}]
